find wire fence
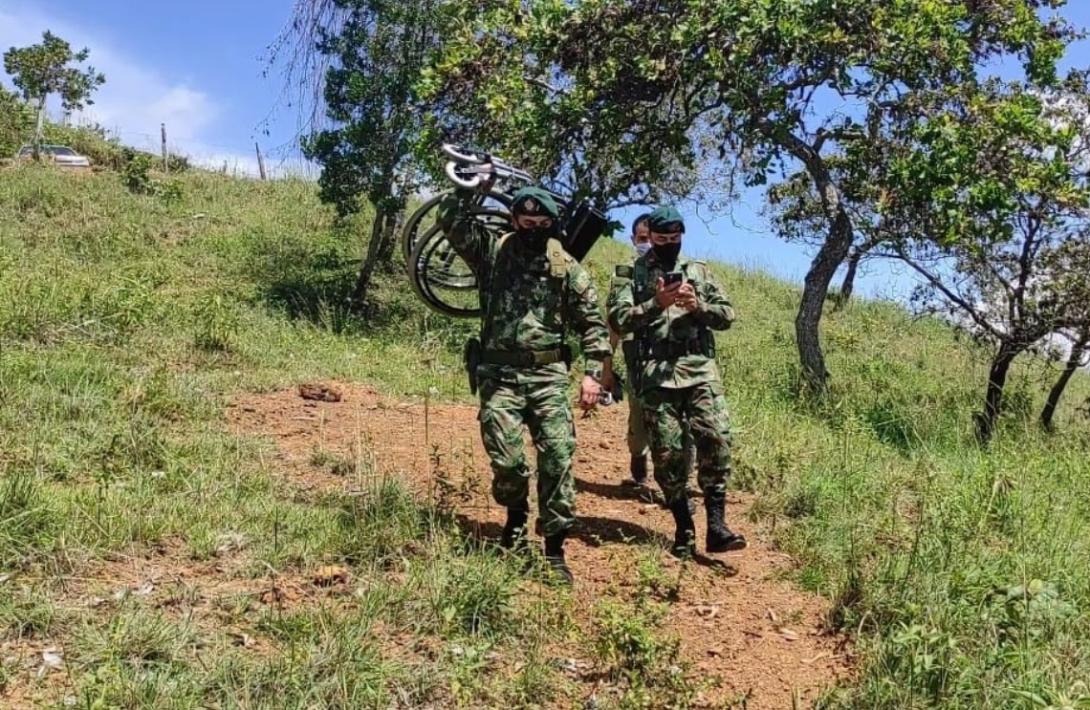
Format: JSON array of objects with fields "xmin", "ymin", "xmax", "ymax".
[
  {"xmin": 104, "ymin": 126, "xmax": 319, "ymax": 181},
  {"xmin": 49, "ymin": 111, "xmax": 319, "ymax": 181}
]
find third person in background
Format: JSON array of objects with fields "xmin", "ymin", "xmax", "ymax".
[
  {"xmin": 607, "ymin": 207, "xmax": 746, "ymax": 558},
  {"xmin": 605, "ymin": 213, "xmax": 654, "ymax": 484}
]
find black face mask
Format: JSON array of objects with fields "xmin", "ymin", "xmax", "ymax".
[
  {"xmin": 517, "ymin": 224, "xmax": 557, "ymax": 252},
  {"xmin": 653, "ymin": 242, "xmax": 681, "ymax": 268}
]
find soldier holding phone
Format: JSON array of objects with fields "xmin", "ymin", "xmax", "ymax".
[{"xmin": 607, "ymin": 207, "xmax": 746, "ymax": 558}]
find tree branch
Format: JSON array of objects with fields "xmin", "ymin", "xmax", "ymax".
[{"xmin": 894, "ymin": 247, "xmax": 1005, "ymax": 340}]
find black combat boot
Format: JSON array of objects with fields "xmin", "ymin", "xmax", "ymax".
[
  {"xmin": 704, "ymin": 490, "xmax": 747, "ymax": 552},
  {"xmin": 629, "ymin": 453, "xmax": 648, "ymax": 485},
  {"xmin": 669, "ymin": 497, "xmax": 696, "ymax": 559},
  {"xmin": 543, "ymin": 532, "xmax": 573, "ymax": 585},
  {"xmin": 500, "ymin": 504, "xmax": 529, "ymax": 551}
]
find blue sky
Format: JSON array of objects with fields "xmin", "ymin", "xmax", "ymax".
[{"xmin": 3, "ymin": 1, "xmax": 1089, "ymax": 300}]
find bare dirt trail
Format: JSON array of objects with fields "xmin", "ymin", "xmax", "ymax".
[{"xmin": 229, "ymin": 382, "xmax": 852, "ymax": 708}]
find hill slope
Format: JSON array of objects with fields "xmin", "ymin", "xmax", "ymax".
[{"xmin": 2, "ymin": 165, "xmax": 1089, "ymax": 708}]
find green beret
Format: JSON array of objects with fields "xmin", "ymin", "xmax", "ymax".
[
  {"xmin": 511, "ymin": 186, "xmax": 560, "ymax": 219},
  {"xmin": 648, "ymin": 206, "xmax": 685, "ymax": 232}
]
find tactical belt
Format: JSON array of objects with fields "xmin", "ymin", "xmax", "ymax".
[{"xmin": 480, "ymin": 347, "xmax": 566, "ymax": 367}]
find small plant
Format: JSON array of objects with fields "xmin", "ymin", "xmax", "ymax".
[
  {"xmin": 333, "ymin": 477, "xmax": 434, "ymax": 567},
  {"xmin": 122, "ymin": 152, "xmax": 156, "ymax": 194},
  {"xmin": 592, "ymin": 599, "xmax": 697, "ymax": 708},
  {"xmin": 0, "ymin": 470, "xmax": 56, "ymax": 567},
  {"xmin": 193, "ymin": 294, "xmax": 238, "ymax": 353},
  {"xmin": 424, "ymin": 549, "xmax": 519, "ymax": 637},
  {"xmin": 0, "ymin": 585, "xmax": 56, "ymax": 639},
  {"xmin": 634, "ymin": 545, "xmax": 681, "ymax": 603},
  {"xmin": 157, "ymin": 178, "xmax": 184, "ymax": 203}
]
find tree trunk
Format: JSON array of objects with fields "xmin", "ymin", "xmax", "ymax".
[
  {"xmin": 796, "ymin": 206, "xmax": 855, "ymax": 394},
  {"xmin": 349, "ymin": 206, "xmax": 401, "ymax": 305},
  {"xmin": 1040, "ymin": 333, "xmax": 1090, "ymax": 432},
  {"xmin": 976, "ymin": 343, "xmax": 1020, "ymax": 443},
  {"xmin": 832, "ymin": 246, "xmax": 863, "ymax": 312},
  {"xmin": 33, "ymin": 97, "xmax": 46, "ymax": 158}
]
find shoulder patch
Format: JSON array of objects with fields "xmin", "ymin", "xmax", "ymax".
[
  {"xmin": 684, "ymin": 260, "xmax": 710, "ymax": 280},
  {"xmin": 545, "ymin": 238, "xmax": 573, "ymax": 278},
  {"xmin": 614, "ymin": 265, "xmax": 633, "ymax": 279}
]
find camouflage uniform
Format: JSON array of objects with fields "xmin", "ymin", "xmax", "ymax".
[
  {"xmin": 608, "ymin": 255, "xmax": 734, "ymax": 506},
  {"xmin": 610, "ymin": 265, "xmax": 694, "ymax": 471},
  {"xmin": 611, "ymin": 266, "xmax": 651, "ymax": 459},
  {"xmin": 438, "ymin": 191, "xmax": 610, "ymax": 537}
]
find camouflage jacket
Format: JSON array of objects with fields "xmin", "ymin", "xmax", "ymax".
[
  {"xmin": 438, "ymin": 193, "xmax": 610, "ymax": 385},
  {"xmin": 607, "ymin": 253, "xmax": 733, "ymax": 391}
]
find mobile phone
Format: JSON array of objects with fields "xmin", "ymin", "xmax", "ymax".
[{"xmin": 663, "ymin": 271, "xmax": 683, "ymax": 286}]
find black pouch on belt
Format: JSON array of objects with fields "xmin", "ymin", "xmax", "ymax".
[{"xmin": 463, "ymin": 338, "xmax": 481, "ymax": 395}]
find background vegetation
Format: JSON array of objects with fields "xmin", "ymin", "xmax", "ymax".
[{"xmin": 1, "ymin": 160, "xmax": 1089, "ymax": 706}]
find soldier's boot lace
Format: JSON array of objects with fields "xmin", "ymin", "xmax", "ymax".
[
  {"xmin": 669, "ymin": 497, "xmax": 696, "ymax": 559},
  {"xmin": 704, "ymin": 490, "xmax": 747, "ymax": 552},
  {"xmin": 629, "ymin": 453, "xmax": 648, "ymax": 485},
  {"xmin": 500, "ymin": 504, "xmax": 530, "ymax": 552},
  {"xmin": 543, "ymin": 532, "xmax": 573, "ymax": 585}
]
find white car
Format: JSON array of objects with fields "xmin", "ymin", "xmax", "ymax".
[{"xmin": 17, "ymin": 144, "xmax": 92, "ymax": 168}]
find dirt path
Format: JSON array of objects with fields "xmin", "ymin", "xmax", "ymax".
[{"xmin": 229, "ymin": 383, "xmax": 852, "ymax": 708}]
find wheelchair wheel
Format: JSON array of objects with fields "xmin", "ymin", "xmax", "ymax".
[
  {"xmin": 401, "ymin": 189, "xmax": 511, "ymax": 263},
  {"xmin": 408, "ymin": 208, "xmax": 511, "ymax": 318}
]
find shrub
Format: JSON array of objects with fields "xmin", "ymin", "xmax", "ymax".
[
  {"xmin": 122, "ymin": 152, "xmax": 156, "ymax": 195},
  {"xmin": 0, "ymin": 87, "xmax": 33, "ymax": 157}
]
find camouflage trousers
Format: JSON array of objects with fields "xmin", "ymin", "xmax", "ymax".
[
  {"xmin": 640, "ymin": 382, "xmax": 731, "ymax": 505},
  {"xmin": 477, "ymin": 377, "xmax": 576, "ymax": 536},
  {"xmin": 624, "ymin": 376, "xmax": 650, "ymax": 457},
  {"xmin": 626, "ymin": 378, "xmax": 694, "ymax": 466}
]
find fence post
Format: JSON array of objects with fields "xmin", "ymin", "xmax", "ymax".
[
  {"xmin": 160, "ymin": 123, "xmax": 168, "ymax": 173},
  {"xmin": 255, "ymin": 142, "xmax": 267, "ymax": 180}
]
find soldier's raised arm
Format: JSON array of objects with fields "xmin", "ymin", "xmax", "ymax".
[
  {"xmin": 690, "ymin": 265, "xmax": 735, "ymax": 331},
  {"xmin": 565, "ymin": 264, "xmax": 611, "ymax": 378},
  {"xmin": 436, "ymin": 190, "xmax": 492, "ymax": 274}
]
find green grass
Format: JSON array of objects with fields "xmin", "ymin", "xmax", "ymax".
[{"xmin": 2, "ymin": 163, "xmax": 1090, "ymax": 707}]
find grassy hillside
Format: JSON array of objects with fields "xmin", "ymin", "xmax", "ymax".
[{"xmin": 2, "ymin": 164, "xmax": 1090, "ymax": 707}]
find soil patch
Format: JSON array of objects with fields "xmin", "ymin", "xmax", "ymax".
[{"xmin": 229, "ymin": 382, "xmax": 853, "ymax": 708}]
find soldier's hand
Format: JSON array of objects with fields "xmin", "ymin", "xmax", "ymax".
[
  {"xmin": 579, "ymin": 375, "xmax": 601, "ymax": 411},
  {"xmin": 476, "ymin": 170, "xmax": 496, "ymax": 195},
  {"xmin": 601, "ymin": 361, "xmax": 616, "ymax": 393},
  {"xmin": 655, "ymin": 278, "xmax": 681, "ymax": 309},
  {"xmin": 676, "ymin": 283, "xmax": 699, "ymax": 312}
]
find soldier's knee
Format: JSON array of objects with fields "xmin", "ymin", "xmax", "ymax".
[
  {"xmin": 489, "ymin": 453, "xmax": 527, "ymax": 476},
  {"xmin": 536, "ymin": 435, "xmax": 575, "ymax": 467}
]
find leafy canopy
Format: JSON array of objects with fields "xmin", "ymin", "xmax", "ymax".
[
  {"xmin": 420, "ymin": 0, "xmax": 1070, "ymax": 204},
  {"xmin": 301, "ymin": 0, "xmax": 443, "ymax": 216},
  {"xmin": 3, "ymin": 30, "xmax": 105, "ymax": 112}
]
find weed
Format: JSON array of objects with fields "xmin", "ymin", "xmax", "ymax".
[
  {"xmin": 418, "ymin": 543, "xmax": 520, "ymax": 637},
  {"xmin": 193, "ymin": 293, "xmax": 238, "ymax": 353},
  {"xmin": 0, "ymin": 584, "xmax": 57, "ymax": 639},
  {"xmin": 593, "ymin": 598, "xmax": 697, "ymax": 708},
  {"xmin": 332, "ymin": 477, "xmax": 435, "ymax": 567},
  {"xmin": 122, "ymin": 152, "xmax": 156, "ymax": 194},
  {"xmin": 0, "ymin": 470, "xmax": 56, "ymax": 567}
]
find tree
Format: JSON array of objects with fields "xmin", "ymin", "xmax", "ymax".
[
  {"xmin": 878, "ymin": 81, "xmax": 1090, "ymax": 442},
  {"xmin": 3, "ymin": 31, "xmax": 105, "ymax": 156},
  {"xmin": 768, "ymin": 157, "xmax": 888, "ymax": 311},
  {"xmin": 422, "ymin": 0, "xmax": 1069, "ymax": 394},
  {"xmin": 1041, "ymin": 327, "xmax": 1090, "ymax": 432},
  {"xmin": 282, "ymin": 0, "xmax": 445, "ymax": 306},
  {"xmin": 0, "ymin": 85, "xmax": 34, "ymax": 157}
]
